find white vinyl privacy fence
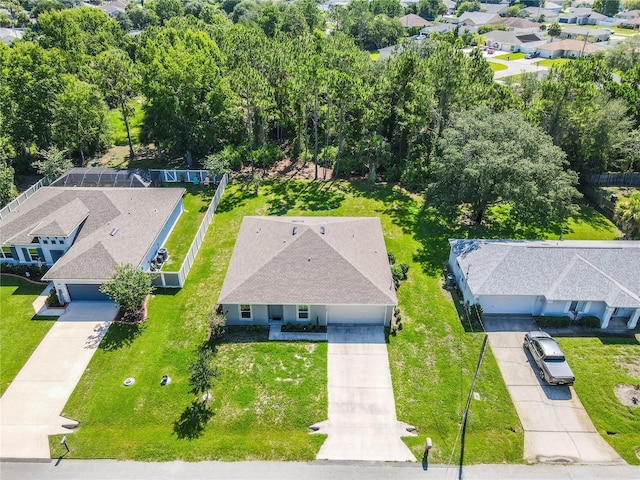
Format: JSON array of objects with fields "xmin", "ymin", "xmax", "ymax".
[
  {"xmin": 152, "ymin": 173, "xmax": 228, "ymax": 288},
  {"xmin": 0, "ymin": 178, "xmax": 48, "ymax": 221}
]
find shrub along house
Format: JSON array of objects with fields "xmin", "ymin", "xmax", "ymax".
[
  {"xmin": 218, "ymin": 216, "xmax": 397, "ymax": 327},
  {"xmin": 0, "ymin": 186, "xmax": 184, "ymax": 302},
  {"xmin": 448, "ymin": 239, "xmax": 640, "ymax": 329}
]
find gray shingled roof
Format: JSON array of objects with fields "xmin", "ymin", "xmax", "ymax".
[
  {"xmin": 0, "ymin": 187, "xmax": 184, "ymax": 281},
  {"xmin": 450, "ymin": 239, "xmax": 640, "ymax": 308},
  {"xmin": 218, "ymin": 217, "xmax": 398, "ymax": 306}
]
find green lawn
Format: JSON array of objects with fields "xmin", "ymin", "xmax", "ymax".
[
  {"xmin": 106, "ymin": 99, "xmax": 144, "ymax": 147},
  {"xmin": 488, "ymin": 61, "xmax": 508, "ymax": 72},
  {"xmin": 53, "ymin": 179, "xmax": 621, "ymax": 462},
  {"xmin": 495, "ymin": 52, "xmax": 524, "ymax": 61},
  {"xmin": 559, "ymin": 336, "xmax": 640, "ymax": 465},
  {"xmin": 535, "ymin": 58, "xmax": 570, "ymax": 68},
  {"xmin": 370, "ymin": 51, "xmax": 380, "ymax": 61},
  {"xmin": 160, "ymin": 184, "xmax": 216, "ymax": 272},
  {"xmin": 556, "ymin": 203, "xmax": 621, "ymax": 240},
  {"xmin": 0, "ymin": 276, "xmax": 56, "ymax": 396}
]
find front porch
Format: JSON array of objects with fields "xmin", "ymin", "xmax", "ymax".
[{"xmin": 268, "ymin": 323, "xmax": 327, "ymax": 342}]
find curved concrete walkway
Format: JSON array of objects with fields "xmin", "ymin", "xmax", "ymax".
[
  {"xmin": 312, "ymin": 326, "xmax": 416, "ymax": 462},
  {"xmin": 0, "ymin": 301, "xmax": 117, "ymax": 461},
  {"xmin": 485, "ymin": 316, "xmax": 624, "ymax": 464}
]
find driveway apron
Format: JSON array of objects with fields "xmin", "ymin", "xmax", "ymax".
[
  {"xmin": 0, "ymin": 301, "xmax": 117, "ymax": 461},
  {"xmin": 485, "ymin": 317, "xmax": 624, "ymax": 464},
  {"xmin": 312, "ymin": 325, "xmax": 415, "ymax": 462}
]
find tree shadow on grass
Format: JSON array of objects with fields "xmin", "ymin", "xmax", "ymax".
[
  {"xmin": 173, "ymin": 400, "xmax": 215, "ymax": 440},
  {"xmin": 214, "ymin": 183, "xmax": 255, "ymax": 213},
  {"xmin": 266, "ymin": 179, "xmax": 345, "ymax": 215},
  {"xmin": 99, "ymin": 322, "xmax": 145, "ymax": 352}
]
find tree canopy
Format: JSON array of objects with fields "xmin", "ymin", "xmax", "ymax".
[{"xmin": 428, "ymin": 106, "xmax": 580, "ymax": 226}]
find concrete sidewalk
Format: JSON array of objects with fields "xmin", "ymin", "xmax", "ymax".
[
  {"xmin": 312, "ymin": 325, "xmax": 415, "ymax": 462},
  {"xmin": 0, "ymin": 301, "xmax": 117, "ymax": 461}
]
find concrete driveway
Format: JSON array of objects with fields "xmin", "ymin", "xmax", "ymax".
[
  {"xmin": 311, "ymin": 325, "xmax": 416, "ymax": 462},
  {"xmin": 0, "ymin": 301, "xmax": 117, "ymax": 461},
  {"xmin": 485, "ymin": 316, "xmax": 624, "ymax": 464}
]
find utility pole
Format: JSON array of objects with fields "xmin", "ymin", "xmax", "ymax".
[{"xmin": 580, "ymin": 32, "xmax": 589, "ymax": 58}]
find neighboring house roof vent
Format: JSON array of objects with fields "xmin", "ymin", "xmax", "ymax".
[
  {"xmin": 109, "ymin": 228, "xmax": 119, "ymax": 237},
  {"xmin": 292, "ymin": 226, "xmax": 298, "ymax": 235},
  {"xmin": 320, "ymin": 226, "xmax": 325, "ymax": 235}
]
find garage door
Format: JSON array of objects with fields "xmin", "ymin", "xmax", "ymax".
[
  {"xmin": 66, "ymin": 284, "xmax": 110, "ymax": 301},
  {"xmin": 327, "ymin": 305, "xmax": 387, "ymax": 325}
]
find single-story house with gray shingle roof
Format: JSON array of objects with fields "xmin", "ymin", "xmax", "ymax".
[
  {"xmin": 0, "ymin": 186, "xmax": 184, "ymax": 302},
  {"xmin": 560, "ymin": 26, "xmax": 611, "ymax": 41},
  {"xmin": 399, "ymin": 13, "xmax": 433, "ymax": 28},
  {"xmin": 448, "ymin": 239, "xmax": 640, "ymax": 329},
  {"xmin": 482, "ymin": 31, "xmax": 545, "ymax": 52},
  {"xmin": 537, "ymin": 38, "xmax": 606, "ymax": 58},
  {"xmin": 218, "ymin": 216, "xmax": 397, "ymax": 326},
  {"xmin": 458, "ymin": 12, "xmax": 502, "ymax": 26}
]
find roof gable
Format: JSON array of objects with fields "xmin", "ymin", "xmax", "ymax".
[
  {"xmin": 450, "ymin": 239, "xmax": 640, "ymax": 308},
  {"xmin": 218, "ymin": 217, "xmax": 397, "ymax": 306}
]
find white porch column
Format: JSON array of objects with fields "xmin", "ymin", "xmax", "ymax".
[
  {"xmin": 628, "ymin": 309, "xmax": 640, "ymax": 329},
  {"xmin": 601, "ymin": 306, "xmax": 614, "ymax": 329}
]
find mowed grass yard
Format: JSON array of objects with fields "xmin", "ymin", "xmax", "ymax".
[
  {"xmin": 51, "ymin": 179, "xmax": 622, "ymax": 462},
  {"xmin": 0, "ymin": 276, "xmax": 56, "ymax": 396},
  {"xmin": 559, "ymin": 337, "xmax": 640, "ymax": 465},
  {"xmin": 159, "ymin": 184, "xmax": 215, "ymax": 271}
]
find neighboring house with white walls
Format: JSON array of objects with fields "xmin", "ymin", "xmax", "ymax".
[
  {"xmin": 448, "ymin": 239, "xmax": 640, "ymax": 329},
  {"xmin": 0, "ymin": 186, "xmax": 184, "ymax": 302},
  {"xmin": 218, "ymin": 216, "xmax": 397, "ymax": 327}
]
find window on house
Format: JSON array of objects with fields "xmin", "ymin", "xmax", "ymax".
[
  {"xmin": 569, "ymin": 301, "xmax": 578, "ymax": 312},
  {"xmin": 298, "ymin": 305, "xmax": 309, "ymax": 320},
  {"xmin": 59, "ymin": 239, "xmax": 64, "ymax": 244},
  {"xmin": 28, "ymin": 248, "xmax": 39, "ymax": 261},
  {"xmin": 51, "ymin": 239, "xmax": 56, "ymax": 244},
  {"xmin": 1, "ymin": 246, "xmax": 13, "ymax": 259},
  {"xmin": 240, "ymin": 304, "xmax": 252, "ymax": 319},
  {"xmin": 42, "ymin": 239, "xmax": 48, "ymax": 244}
]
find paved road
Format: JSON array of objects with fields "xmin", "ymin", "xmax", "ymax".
[
  {"xmin": 485, "ymin": 317, "xmax": 624, "ymax": 464},
  {"xmin": 0, "ymin": 302, "xmax": 117, "ymax": 461},
  {"xmin": 484, "ymin": 54, "xmax": 549, "ymax": 79},
  {"xmin": 311, "ymin": 326, "xmax": 415, "ymax": 462},
  {"xmin": 1, "ymin": 459, "xmax": 639, "ymax": 480}
]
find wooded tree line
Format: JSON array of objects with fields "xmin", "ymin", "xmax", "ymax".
[{"xmin": 1, "ymin": 2, "xmax": 639, "ymax": 228}]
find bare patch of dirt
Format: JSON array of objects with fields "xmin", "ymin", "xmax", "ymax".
[
  {"xmin": 614, "ymin": 383, "xmax": 640, "ymax": 408},
  {"xmin": 243, "ymin": 158, "xmax": 334, "ymax": 180},
  {"xmin": 616, "ymin": 358, "xmax": 640, "ymax": 378}
]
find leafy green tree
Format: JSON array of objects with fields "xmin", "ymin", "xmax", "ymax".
[
  {"xmin": 33, "ymin": 146, "xmax": 72, "ymax": 181},
  {"xmin": 0, "ymin": 41, "xmax": 64, "ymax": 156},
  {"xmin": 617, "ymin": 193, "xmax": 640, "ymax": 239},
  {"xmin": 416, "ymin": 0, "xmax": 447, "ymax": 20},
  {"xmin": 99, "ymin": 263, "xmax": 154, "ymax": 315},
  {"xmin": 125, "ymin": 3, "xmax": 159, "ymax": 29},
  {"xmin": 203, "ymin": 151, "xmax": 230, "ymax": 179},
  {"xmin": 370, "ymin": 0, "xmax": 403, "ymax": 17},
  {"xmin": 504, "ymin": 4, "xmax": 521, "ymax": 16},
  {"xmin": 258, "ymin": 3, "xmax": 281, "ymax": 37},
  {"xmin": 149, "ymin": 0, "xmax": 184, "ymax": 24},
  {"xmin": 189, "ymin": 348, "xmax": 217, "ymax": 402},
  {"xmin": 95, "ymin": 49, "xmax": 140, "ymax": 160},
  {"xmin": 592, "ymin": 0, "xmax": 619, "ymax": 16},
  {"xmin": 428, "ymin": 106, "xmax": 580, "ymax": 226},
  {"xmin": 0, "ymin": 160, "xmax": 18, "ymax": 207},
  {"xmin": 455, "ymin": 1, "xmax": 480, "ymax": 16},
  {"xmin": 138, "ymin": 25, "xmax": 239, "ymax": 165},
  {"xmin": 547, "ymin": 22, "xmax": 561, "ymax": 38},
  {"xmin": 625, "ymin": 0, "xmax": 640, "ymax": 9},
  {"xmin": 51, "ymin": 76, "xmax": 111, "ymax": 163},
  {"xmin": 605, "ymin": 36, "xmax": 640, "ymax": 73}
]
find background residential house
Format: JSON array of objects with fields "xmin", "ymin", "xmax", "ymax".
[
  {"xmin": 448, "ymin": 239, "xmax": 640, "ymax": 329},
  {"xmin": 398, "ymin": 13, "xmax": 433, "ymax": 28},
  {"xmin": 0, "ymin": 186, "xmax": 184, "ymax": 302},
  {"xmin": 491, "ymin": 17, "xmax": 542, "ymax": 34},
  {"xmin": 559, "ymin": 26, "xmax": 611, "ymax": 41},
  {"xmin": 218, "ymin": 216, "xmax": 397, "ymax": 327},
  {"xmin": 482, "ymin": 31, "xmax": 544, "ymax": 52},
  {"xmin": 537, "ymin": 39, "xmax": 606, "ymax": 58}
]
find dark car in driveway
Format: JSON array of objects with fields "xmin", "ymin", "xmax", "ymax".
[{"xmin": 524, "ymin": 331, "xmax": 575, "ymax": 386}]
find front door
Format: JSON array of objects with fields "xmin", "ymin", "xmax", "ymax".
[{"xmin": 268, "ymin": 305, "xmax": 283, "ymax": 322}]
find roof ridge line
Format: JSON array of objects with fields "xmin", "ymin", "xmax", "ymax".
[
  {"xmin": 573, "ymin": 253, "xmax": 640, "ymax": 304},
  {"xmin": 545, "ymin": 254, "xmax": 579, "ymax": 299},
  {"xmin": 471, "ymin": 241, "xmax": 511, "ymax": 293},
  {"xmin": 308, "ymin": 228, "xmax": 396, "ymax": 301}
]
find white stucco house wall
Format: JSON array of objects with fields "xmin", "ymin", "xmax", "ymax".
[
  {"xmin": 0, "ymin": 185, "xmax": 184, "ymax": 303},
  {"xmin": 218, "ymin": 216, "xmax": 397, "ymax": 327},
  {"xmin": 448, "ymin": 239, "xmax": 640, "ymax": 329}
]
